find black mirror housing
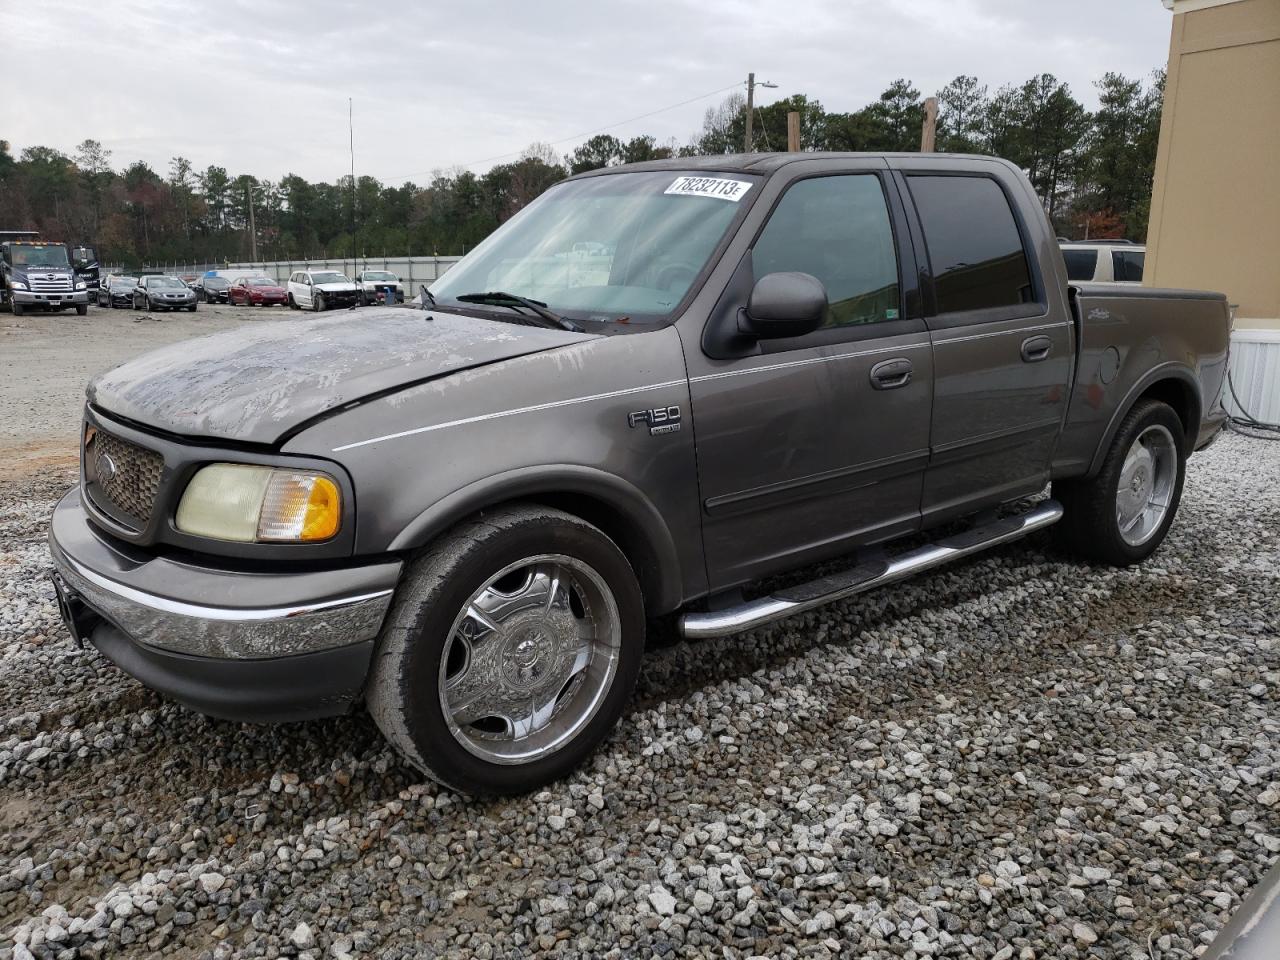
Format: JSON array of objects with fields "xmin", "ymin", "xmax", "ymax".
[{"xmin": 740, "ymin": 271, "xmax": 827, "ymax": 340}]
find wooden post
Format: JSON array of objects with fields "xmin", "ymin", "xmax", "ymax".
[
  {"xmin": 920, "ymin": 97, "xmax": 938, "ymax": 152},
  {"xmin": 744, "ymin": 72, "xmax": 755, "ymax": 153},
  {"xmin": 787, "ymin": 111, "xmax": 801, "ymax": 152}
]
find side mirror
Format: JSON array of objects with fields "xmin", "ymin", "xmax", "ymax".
[{"xmin": 739, "ymin": 271, "xmax": 827, "ymax": 340}]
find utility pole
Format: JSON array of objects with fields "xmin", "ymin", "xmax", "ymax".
[
  {"xmin": 246, "ymin": 182, "xmax": 258, "ymax": 262},
  {"xmin": 744, "ymin": 73, "xmax": 778, "ymax": 153},
  {"xmin": 349, "ymin": 97, "xmax": 357, "ymax": 281},
  {"xmin": 920, "ymin": 96, "xmax": 938, "ymax": 153},
  {"xmin": 787, "ymin": 112, "xmax": 801, "ymax": 152}
]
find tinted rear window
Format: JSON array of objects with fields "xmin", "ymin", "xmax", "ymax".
[
  {"xmin": 909, "ymin": 175, "xmax": 1035, "ymax": 315},
  {"xmin": 1062, "ymin": 248, "xmax": 1099, "ymax": 281},
  {"xmin": 1112, "ymin": 250, "xmax": 1145, "ymax": 282}
]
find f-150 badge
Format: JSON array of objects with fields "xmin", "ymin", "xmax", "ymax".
[{"xmin": 628, "ymin": 406, "xmax": 682, "ymax": 436}]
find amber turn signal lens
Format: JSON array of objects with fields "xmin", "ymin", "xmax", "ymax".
[{"xmin": 257, "ymin": 472, "xmax": 341, "ymax": 542}]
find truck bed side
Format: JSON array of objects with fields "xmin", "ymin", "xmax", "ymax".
[{"xmin": 1053, "ymin": 283, "xmax": 1231, "ymax": 479}]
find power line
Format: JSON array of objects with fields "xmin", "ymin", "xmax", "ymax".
[{"xmin": 379, "ymin": 80, "xmax": 745, "ymax": 183}]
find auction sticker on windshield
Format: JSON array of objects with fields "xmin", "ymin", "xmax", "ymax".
[{"xmin": 664, "ymin": 176, "xmax": 753, "ymax": 202}]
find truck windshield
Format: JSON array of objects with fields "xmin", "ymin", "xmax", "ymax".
[
  {"xmin": 10, "ymin": 245, "xmax": 70, "ymax": 268},
  {"xmin": 430, "ymin": 170, "xmax": 757, "ymax": 324}
]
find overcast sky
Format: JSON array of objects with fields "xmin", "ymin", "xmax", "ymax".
[{"xmin": 4, "ymin": 0, "xmax": 1173, "ymax": 186}]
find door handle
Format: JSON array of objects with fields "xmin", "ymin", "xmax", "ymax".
[
  {"xmin": 869, "ymin": 357, "xmax": 913, "ymax": 390},
  {"xmin": 1020, "ymin": 335, "xmax": 1052, "ymax": 363}
]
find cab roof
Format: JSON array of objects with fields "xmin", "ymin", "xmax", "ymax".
[{"xmin": 567, "ymin": 151, "xmax": 1006, "ymax": 180}]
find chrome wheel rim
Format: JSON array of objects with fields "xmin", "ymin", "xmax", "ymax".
[
  {"xmin": 438, "ymin": 554, "xmax": 621, "ymax": 765},
  {"xmin": 1115, "ymin": 423, "xmax": 1178, "ymax": 547}
]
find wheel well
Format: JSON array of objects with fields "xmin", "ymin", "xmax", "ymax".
[
  {"xmin": 1137, "ymin": 377, "xmax": 1199, "ymax": 451},
  {"xmin": 464, "ymin": 492, "xmax": 671, "ymax": 616}
]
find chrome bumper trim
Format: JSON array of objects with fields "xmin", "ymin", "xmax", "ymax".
[{"xmin": 49, "ymin": 489, "xmax": 398, "ymax": 660}]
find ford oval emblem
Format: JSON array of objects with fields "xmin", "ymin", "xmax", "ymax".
[{"xmin": 96, "ymin": 452, "xmax": 117, "ymax": 482}]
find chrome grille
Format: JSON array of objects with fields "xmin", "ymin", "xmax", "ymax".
[
  {"xmin": 28, "ymin": 274, "xmax": 73, "ymax": 292},
  {"xmin": 87, "ymin": 429, "xmax": 164, "ymax": 525}
]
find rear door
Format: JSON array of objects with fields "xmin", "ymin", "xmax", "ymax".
[
  {"xmin": 895, "ymin": 164, "xmax": 1073, "ymax": 525},
  {"xmin": 685, "ymin": 162, "xmax": 934, "ymax": 589}
]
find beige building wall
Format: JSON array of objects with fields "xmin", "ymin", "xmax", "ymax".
[{"xmin": 1146, "ymin": 0, "xmax": 1280, "ymax": 331}]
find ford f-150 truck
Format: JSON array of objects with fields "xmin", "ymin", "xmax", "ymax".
[{"xmin": 48, "ymin": 154, "xmax": 1230, "ymax": 795}]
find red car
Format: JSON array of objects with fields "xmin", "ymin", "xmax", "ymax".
[{"xmin": 228, "ymin": 276, "xmax": 288, "ymax": 307}]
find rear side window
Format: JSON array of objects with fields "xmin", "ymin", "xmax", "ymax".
[
  {"xmin": 909, "ymin": 175, "xmax": 1035, "ymax": 316},
  {"xmin": 752, "ymin": 175, "xmax": 900, "ymax": 329},
  {"xmin": 1062, "ymin": 248, "xmax": 1099, "ymax": 282},
  {"xmin": 1112, "ymin": 250, "xmax": 1145, "ymax": 282}
]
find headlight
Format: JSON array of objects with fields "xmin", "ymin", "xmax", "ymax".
[
  {"xmin": 175, "ymin": 464, "xmax": 341, "ymax": 543},
  {"xmin": 11, "ymin": 280, "xmax": 27, "ymax": 290},
  {"xmin": 76, "ymin": 281, "xmax": 87, "ymax": 290}
]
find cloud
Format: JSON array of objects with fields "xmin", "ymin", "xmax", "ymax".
[{"xmin": 3, "ymin": 0, "xmax": 1171, "ymax": 184}]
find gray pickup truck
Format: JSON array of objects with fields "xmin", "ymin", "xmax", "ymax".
[{"xmin": 48, "ymin": 154, "xmax": 1230, "ymax": 794}]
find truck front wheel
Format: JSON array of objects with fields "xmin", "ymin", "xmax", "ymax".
[
  {"xmin": 1056, "ymin": 399, "xmax": 1186, "ymax": 565},
  {"xmin": 76, "ymin": 303, "xmax": 88, "ymax": 316},
  {"xmin": 367, "ymin": 505, "xmax": 645, "ymax": 795}
]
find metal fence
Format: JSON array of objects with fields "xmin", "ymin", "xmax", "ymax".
[{"xmin": 103, "ymin": 255, "xmax": 463, "ymax": 294}]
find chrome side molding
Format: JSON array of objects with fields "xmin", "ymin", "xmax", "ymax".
[{"xmin": 679, "ymin": 499, "xmax": 1064, "ymax": 639}]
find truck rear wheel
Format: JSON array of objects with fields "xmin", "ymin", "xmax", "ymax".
[
  {"xmin": 367, "ymin": 505, "xmax": 645, "ymax": 795},
  {"xmin": 1056, "ymin": 399, "xmax": 1186, "ymax": 565}
]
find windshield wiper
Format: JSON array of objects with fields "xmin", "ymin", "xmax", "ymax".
[{"xmin": 453, "ymin": 291, "xmax": 584, "ymax": 332}]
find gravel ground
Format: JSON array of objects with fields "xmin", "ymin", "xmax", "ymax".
[{"xmin": 0, "ymin": 312, "xmax": 1277, "ymax": 958}]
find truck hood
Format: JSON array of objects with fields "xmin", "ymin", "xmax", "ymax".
[
  {"xmin": 87, "ymin": 308, "xmax": 595, "ymax": 446},
  {"xmin": 315, "ymin": 281, "xmax": 357, "ymax": 292}
]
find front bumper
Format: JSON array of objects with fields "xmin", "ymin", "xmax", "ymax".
[
  {"xmin": 13, "ymin": 290, "xmax": 89, "ymax": 306},
  {"xmin": 48, "ymin": 488, "xmax": 402, "ymax": 721}
]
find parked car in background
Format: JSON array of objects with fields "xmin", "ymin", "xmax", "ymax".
[
  {"xmin": 132, "ymin": 275, "xmax": 197, "ymax": 312},
  {"xmin": 286, "ymin": 269, "xmax": 359, "ymax": 311},
  {"xmin": 49, "ymin": 155, "xmax": 1230, "ymax": 795},
  {"xmin": 355, "ymin": 269, "xmax": 404, "ymax": 306},
  {"xmin": 229, "ymin": 275, "xmax": 288, "ymax": 307},
  {"xmin": 195, "ymin": 276, "xmax": 231, "ymax": 303},
  {"xmin": 97, "ymin": 275, "xmax": 137, "ymax": 308},
  {"xmin": 1059, "ymin": 241, "xmax": 1146, "ymax": 283}
]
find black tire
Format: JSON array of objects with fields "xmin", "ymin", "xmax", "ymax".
[
  {"xmin": 11, "ymin": 301, "xmax": 24, "ymax": 316},
  {"xmin": 313, "ymin": 292, "xmax": 325, "ymax": 312},
  {"xmin": 367, "ymin": 505, "xmax": 645, "ymax": 795},
  {"xmin": 76, "ymin": 303, "xmax": 88, "ymax": 316},
  {"xmin": 287, "ymin": 294, "xmax": 298, "ymax": 310},
  {"xmin": 1055, "ymin": 399, "xmax": 1186, "ymax": 566},
  {"xmin": 188, "ymin": 304, "xmax": 197, "ymax": 312}
]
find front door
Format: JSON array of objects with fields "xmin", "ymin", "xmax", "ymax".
[
  {"xmin": 685, "ymin": 168, "xmax": 934, "ymax": 590},
  {"xmin": 897, "ymin": 169, "xmax": 1073, "ymax": 524}
]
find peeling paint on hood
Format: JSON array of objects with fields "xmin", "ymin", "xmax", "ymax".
[{"xmin": 87, "ymin": 308, "xmax": 595, "ymax": 446}]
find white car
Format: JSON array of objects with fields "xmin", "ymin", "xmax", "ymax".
[
  {"xmin": 1060, "ymin": 242, "xmax": 1146, "ymax": 284},
  {"xmin": 355, "ymin": 269, "xmax": 404, "ymax": 306},
  {"xmin": 286, "ymin": 270, "xmax": 360, "ymax": 311}
]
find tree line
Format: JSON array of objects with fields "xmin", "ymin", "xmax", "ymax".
[{"xmin": 0, "ymin": 70, "xmax": 1162, "ymax": 267}]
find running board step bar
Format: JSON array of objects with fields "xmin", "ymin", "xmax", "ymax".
[{"xmin": 679, "ymin": 499, "xmax": 1064, "ymax": 639}]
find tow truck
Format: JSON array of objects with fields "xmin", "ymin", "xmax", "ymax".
[{"xmin": 0, "ymin": 231, "xmax": 91, "ymax": 315}]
